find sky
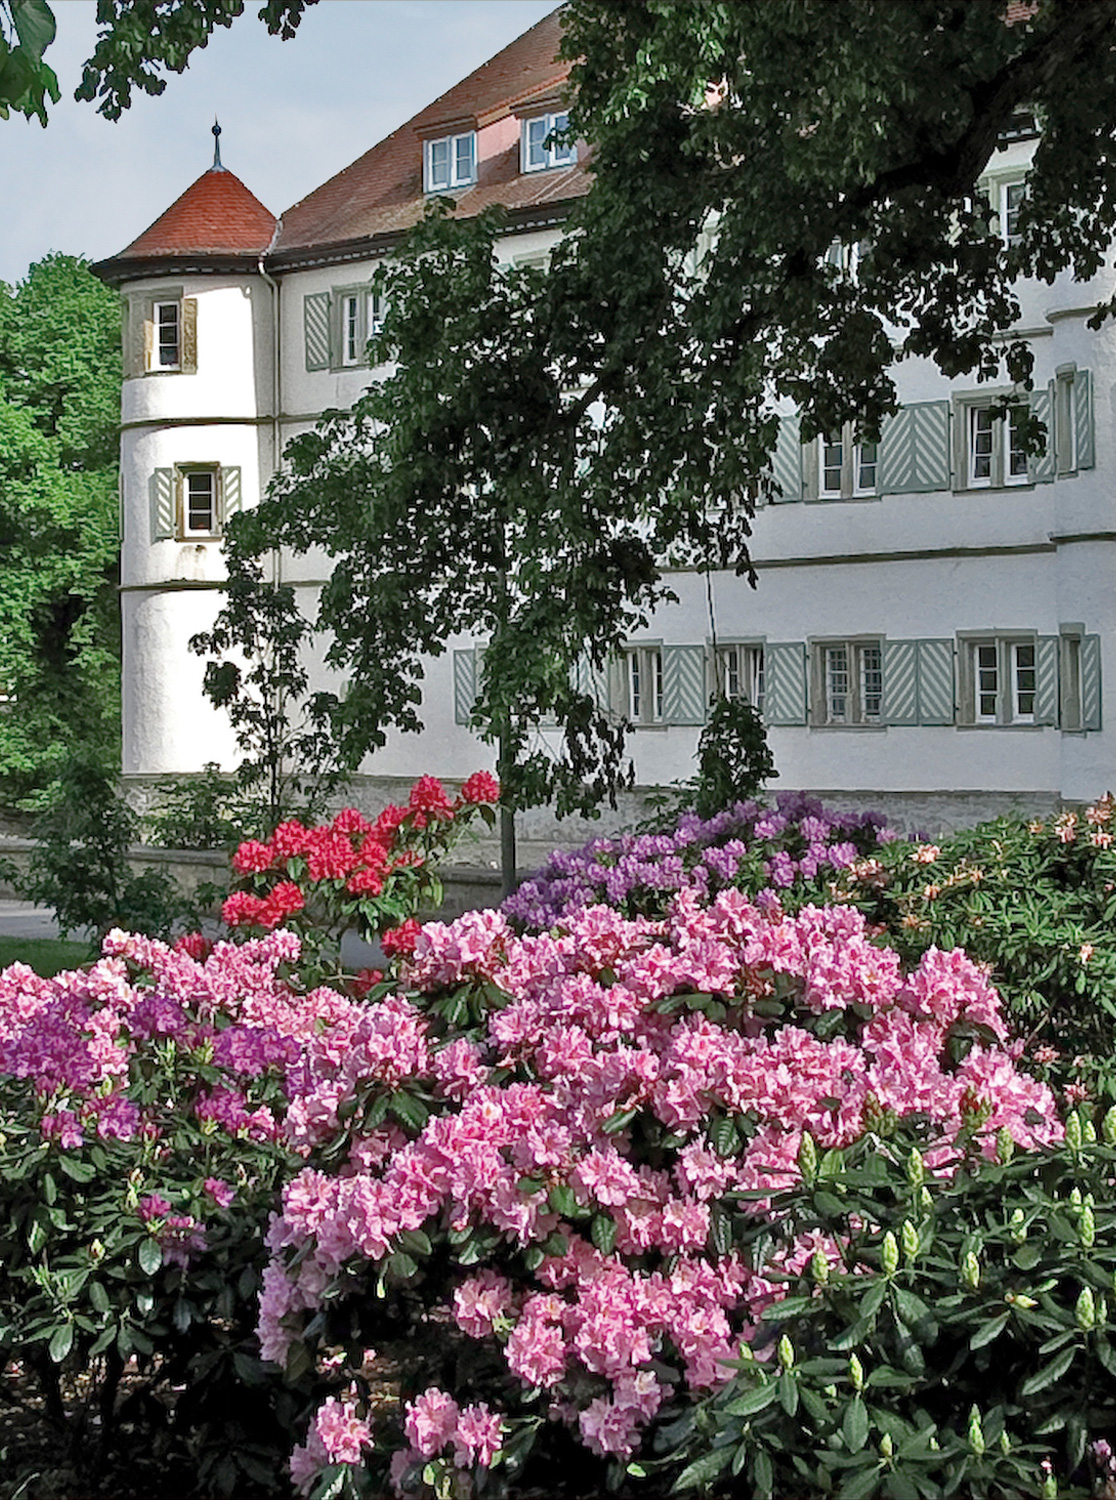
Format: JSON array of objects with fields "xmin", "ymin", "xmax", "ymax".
[{"xmin": 1, "ymin": 0, "xmax": 558, "ymax": 285}]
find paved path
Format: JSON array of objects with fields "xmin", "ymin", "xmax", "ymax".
[{"xmin": 0, "ymin": 899, "xmax": 75, "ymax": 940}]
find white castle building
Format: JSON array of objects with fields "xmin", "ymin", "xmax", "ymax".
[{"xmin": 93, "ymin": 8, "xmax": 1113, "ymax": 843}]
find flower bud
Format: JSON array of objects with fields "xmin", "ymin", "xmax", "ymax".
[
  {"xmin": 1010, "ymin": 1207, "xmax": 1026, "ymax": 1243},
  {"xmin": 968, "ymin": 1406, "xmax": 985, "ymax": 1456},
  {"xmin": 1006, "ymin": 1291, "xmax": 1037, "ymax": 1308},
  {"xmin": 89, "ymin": 1239, "xmax": 104, "ymax": 1262},
  {"xmin": 1084, "ymin": 1117, "xmax": 1098, "ymax": 1145},
  {"xmin": 1070, "ymin": 1186, "xmax": 1083, "ymax": 1210},
  {"xmin": 1042, "ymin": 1465, "xmax": 1058, "ymax": 1498},
  {"xmin": 811, "ymin": 1249, "xmax": 830, "ymax": 1286},
  {"xmin": 849, "ymin": 1353, "xmax": 865, "ymax": 1392},
  {"xmin": 999, "ymin": 1431, "xmax": 1011, "ymax": 1455},
  {"xmin": 919, "ymin": 1187, "xmax": 933, "ymax": 1216},
  {"xmin": 737, "ymin": 1339, "xmax": 755, "ymax": 1362},
  {"xmin": 778, "ymin": 1334, "xmax": 794, "ymax": 1370},
  {"xmin": 1080, "ymin": 1204, "xmax": 1096, "ymax": 1249},
  {"xmin": 1096, "ymin": 1293, "xmax": 1108, "ymax": 1327},
  {"xmin": 1066, "ymin": 1113, "xmax": 1083, "ymax": 1151},
  {"xmin": 881, "ymin": 1231, "xmax": 899, "ymax": 1277},
  {"xmin": 1076, "ymin": 1286, "xmax": 1096, "ymax": 1332},
  {"xmin": 996, "ymin": 1127, "xmax": 1015, "ymax": 1164},
  {"xmin": 1103, "ymin": 1106, "xmax": 1116, "ymax": 1145},
  {"xmin": 901, "ymin": 1219, "xmax": 919, "ymax": 1260},
  {"xmin": 906, "ymin": 1147, "xmax": 925, "ymax": 1188},
  {"xmin": 797, "ymin": 1131, "xmax": 818, "ymax": 1185},
  {"xmin": 961, "ymin": 1251, "xmax": 981, "ymax": 1291},
  {"xmin": 879, "ymin": 1433, "xmax": 894, "ymax": 1459}
]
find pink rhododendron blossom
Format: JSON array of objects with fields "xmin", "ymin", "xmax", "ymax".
[{"xmin": 404, "ymin": 1387, "xmax": 460, "ymax": 1457}]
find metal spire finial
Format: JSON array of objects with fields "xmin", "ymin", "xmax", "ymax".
[{"xmin": 211, "ymin": 117, "xmax": 223, "ymax": 170}]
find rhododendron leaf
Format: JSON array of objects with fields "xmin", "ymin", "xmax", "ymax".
[
  {"xmin": 48, "ymin": 1323, "xmax": 73, "ymax": 1363},
  {"xmin": 753, "ymin": 1448, "xmax": 775, "ymax": 1498},
  {"xmin": 89, "ymin": 1324, "xmax": 115, "ymax": 1356},
  {"xmin": 842, "ymin": 1395, "xmax": 870, "ymax": 1453},
  {"xmin": 1097, "ymin": 1338, "xmax": 1116, "ymax": 1379},
  {"xmin": 137, "ymin": 1238, "xmax": 162, "ymax": 1276},
  {"xmin": 892, "ymin": 1290, "xmax": 933, "ymax": 1330},
  {"xmin": 723, "ymin": 1382, "xmax": 779, "ymax": 1418},
  {"xmin": 388, "ymin": 1090, "xmax": 429, "ymax": 1132},
  {"xmin": 41, "ymin": 1172, "xmax": 56, "ymax": 1206},
  {"xmin": 603, "ymin": 1107, "xmax": 636, "ymax": 1134},
  {"xmin": 815, "ymin": 1191, "xmax": 847, "ymax": 1218},
  {"xmin": 1012, "ymin": 1243, "xmax": 1042, "ymax": 1271},
  {"xmin": 777, "ymin": 1370, "xmax": 799, "ymax": 1416},
  {"xmin": 549, "ymin": 1184, "xmax": 579, "ymax": 1218},
  {"xmin": 88, "ymin": 1280, "xmax": 109, "ymax": 1315},
  {"xmin": 674, "ymin": 1446, "xmax": 732, "ymax": 1490},
  {"xmin": 590, "ymin": 1213, "xmax": 617, "ymax": 1254},
  {"xmin": 710, "ymin": 1203, "xmax": 734, "ymax": 1257},
  {"xmin": 832, "ymin": 1317, "xmax": 874, "ymax": 1351},
  {"xmin": 398, "ymin": 1229, "xmax": 432, "ymax": 1258},
  {"xmin": 1020, "ymin": 1346, "xmax": 1076, "ymax": 1396},
  {"xmin": 838, "ymin": 1467, "xmax": 885, "ymax": 1500},
  {"xmin": 710, "ymin": 1117, "xmax": 739, "ymax": 1158}
]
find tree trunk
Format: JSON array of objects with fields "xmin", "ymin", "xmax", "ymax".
[{"xmin": 497, "ymin": 725, "xmax": 517, "ymax": 899}]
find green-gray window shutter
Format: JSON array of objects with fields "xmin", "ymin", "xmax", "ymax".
[
  {"xmin": 303, "ymin": 292, "xmax": 332, "ymax": 371},
  {"xmin": 1082, "ymin": 633, "xmax": 1102, "ymax": 730},
  {"xmin": 1074, "ymin": 369, "xmax": 1095, "ymax": 470},
  {"xmin": 220, "ymin": 466, "xmax": 242, "ymax": 522},
  {"xmin": 453, "ymin": 649, "xmax": 477, "ymax": 726},
  {"xmin": 574, "ymin": 655, "xmax": 610, "ymax": 710},
  {"xmin": 151, "ymin": 468, "xmax": 175, "ymax": 541},
  {"xmin": 882, "ymin": 640, "xmax": 918, "ymax": 725},
  {"xmin": 916, "ymin": 639, "xmax": 955, "ymax": 725},
  {"xmin": 770, "ymin": 413, "xmax": 803, "ymax": 503},
  {"xmin": 1034, "ymin": 635, "xmax": 1059, "ymax": 726},
  {"xmin": 764, "ymin": 642, "xmax": 807, "ymax": 725},
  {"xmin": 878, "ymin": 400, "xmax": 951, "ymax": 494},
  {"xmin": 662, "ymin": 645, "xmax": 708, "ymax": 725},
  {"xmin": 1028, "ymin": 387, "xmax": 1055, "ymax": 483}
]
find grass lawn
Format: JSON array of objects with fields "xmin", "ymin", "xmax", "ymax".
[{"xmin": 0, "ymin": 935, "xmax": 92, "ymax": 976}]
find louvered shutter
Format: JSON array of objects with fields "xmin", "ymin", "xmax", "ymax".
[
  {"xmin": 181, "ymin": 298, "xmax": 198, "ymax": 374},
  {"xmin": 1028, "ymin": 387, "xmax": 1055, "ymax": 483},
  {"xmin": 764, "ymin": 642, "xmax": 807, "ymax": 725},
  {"xmin": 1074, "ymin": 369, "xmax": 1095, "ymax": 470},
  {"xmin": 882, "ymin": 640, "xmax": 918, "ymax": 725},
  {"xmin": 662, "ymin": 645, "xmax": 708, "ymax": 725},
  {"xmin": 878, "ymin": 401, "xmax": 951, "ymax": 494},
  {"xmin": 220, "ymin": 466, "xmax": 242, "ymax": 525},
  {"xmin": 143, "ymin": 317, "xmax": 155, "ymax": 374},
  {"xmin": 1082, "ymin": 634, "xmax": 1102, "ymax": 730},
  {"xmin": 303, "ymin": 292, "xmax": 332, "ymax": 371},
  {"xmin": 151, "ymin": 469, "xmax": 176, "ymax": 541},
  {"xmin": 1034, "ymin": 635, "xmax": 1060, "ymax": 726},
  {"xmin": 574, "ymin": 655, "xmax": 610, "ymax": 710},
  {"xmin": 770, "ymin": 413, "xmax": 803, "ymax": 503},
  {"xmin": 453, "ymin": 650, "xmax": 477, "ymax": 726},
  {"xmin": 916, "ymin": 639, "xmax": 955, "ymax": 725}
]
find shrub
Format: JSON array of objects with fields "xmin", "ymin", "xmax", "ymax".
[
  {"xmin": 837, "ymin": 795, "xmax": 1116, "ymax": 1102},
  {"xmin": 691, "ymin": 697, "xmax": 778, "ymax": 820},
  {"xmin": 504, "ymin": 791, "xmax": 898, "ymax": 930},
  {"xmin": 221, "ymin": 773, "xmax": 499, "ymax": 983},
  {"xmin": 0, "ymin": 929, "xmax": 364, "ymax": 1495},
  {"xmin": 143, "ymin": 762, "xmax": 282, "ymax": 852},
  {"xmin": 258, "ymin": 888, "xmax": 1059, "ymax": 1498},
  {"xmin": 660, "ymin": 1113, "xmax": 1116, "ymax": 1500}
]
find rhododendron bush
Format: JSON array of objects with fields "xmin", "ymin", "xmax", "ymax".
[
  {"xmin": 222, "ymin": 772, "xmax": 500, "ymax": 980},
  {"xmin": 0, "ymin": 930, "xmax": 349, "ymax": 1495},
  {"xmin": 262, "ymin": 888, "xmax": 1061, "ymax": 1499}
]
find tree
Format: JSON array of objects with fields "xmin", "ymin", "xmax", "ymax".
[
  {"xmin": 0, "ymin": 254, "xmax": 122, "ymax": 804},
  {"xmin": 0, "ymin": 0, "xmax": 313, "ymax": 124}
]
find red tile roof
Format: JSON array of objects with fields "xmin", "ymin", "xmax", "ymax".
[
  {"xmin": 273, "ymin": 4, "xmax": 587, "ymax": 257},
  {"xmin": 115, "ymin": 165, "xmax": 277, "ymax": 259}
]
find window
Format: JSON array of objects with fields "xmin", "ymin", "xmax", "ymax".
[
  {"xmin": 626, "ymin": 646, "xmax": 663, "ymax": 723},
  {"xmin": 154, "ymin": 301, "xmax": 180, "ymax": 369},
  {"xmin": 522, "ymin": 111, "xmax": 576, "ymax": 172},
  {"xmin": 964, "ymin": 637, "xmax": 1037, "ymax": 724},
  {"xmin": 178, "ymin": 467, "xmax": 220, "ymax": 537},
  {"xmin": 1000, "ymin": 180, "xmax": 1026, "ymax": 244},
  {"xmin": 715, "ymin": 644, "xmax": 765, "ymax": 714},
  {"xmin": 1060, "ymin": 633, "xmax": 1083, "ymax": 731},
  {"xmin": 425, "ymin": 131, "xmax": 476, "ymax": 192},
  {"xmin": 815, "ymin": 423, "xmax": 878, "ymax": 499},
  {"xmin": 813, "ymin": 640, "xmax": 883, "ymax": 726},
  {"xmin": 334, "ymin": 286, "xmax": 388, "ymax": 368},
  {"xmin": 963, "ymin": 401, "xmax": 1029, "ymax": 488}
]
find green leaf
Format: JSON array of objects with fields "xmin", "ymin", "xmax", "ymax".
[
  {"xmin": 674, "ymin": 1447, "xmax": 731, "ymax": 1491},
  {"xmin": 843, "ymin": 1395, "xmax": 869, "ymax": 1453},
  {"xmin": 778, "ymin": 1370, "xmax": 799, "ymax": 1416},
  {"xmin": 753, "ymin": 1448, "xmax": 774, "ymax": 1499},
  {"xmin": 1020, "ymin": 1344, "xmax": 1076, "ymax": 1396},
  {"xmin": 838, "ymin": 1462, "xmax": 885, "ymax": 1500},
  {"xmin": 88, "ymin": 1280, "xmax": 110, "ymax": 1315},
  {"xmin": 969, "ymin": 1311, "xmax": 1010, "ymax": 1349},
  {"xmin": 590, "ymin": 1214, "xmax": 617, "ymax": 1255},
  {"xmin": 12, "ymin": 0, "xmax": 56, "ymax": 63},
  {"xmin": 138, "ymin": 1237, "xmax": 162, "ymax": 1276},
  {"xmin": 48, "ymin": 1323, "xmax": 73, "ymax": 1363},
  {"xmin": 724, "ymin": 1382, "xmax": 779, "ymax": 1418}
]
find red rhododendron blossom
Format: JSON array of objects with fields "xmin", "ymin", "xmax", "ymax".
[
  {"xmin": 460, "ymin": 770, "xmax": 500, "ymax": 805},
  {"xmin": 221, "ymin": 890, "xmax": 269, "ymax": 928},
  {"xmin": 347, "ymin": 868, "xmax": 384, "ymax": 897},
  {"xmin": 381, "ymin": 918, "xmax": 421, "ymax": 958},
  {"xmin": 173, "ymin": 932, "xmax": 213, "ymax": 962},
  {"xmin": 232, "ymin": 839, "xmax": 274, "ymax": 875},
  {"xmin": 332, "ymin": 807, "xmax": 372, "ymax": 836},
  {"xmin": 409, "ymin": 775, "xmax": 454, "ymax": 818},
  {"xmin": 272, "ymin": 820, "xmax": 311, "ymax": 860}
]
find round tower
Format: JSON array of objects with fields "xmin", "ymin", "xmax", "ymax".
[{"xmin": 92, "ymin": 128, "xmax": 278, "ymax": 783}]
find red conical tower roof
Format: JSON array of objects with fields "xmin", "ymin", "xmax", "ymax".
[{"xmin": 118, "ymin": 164, "xmax": 276, "ymax": 259}]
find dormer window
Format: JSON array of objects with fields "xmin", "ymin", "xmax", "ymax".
[
  {"xmin": 425, "ymin": 131, "xmax": 476, "ymax": 193},
  {"xmin": 522, "ymin": 111, "xmax": 575, "ymax": 172}
]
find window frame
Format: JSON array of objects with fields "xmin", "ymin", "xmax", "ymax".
[
  {"xmin": 1059, "ymin": 625, "xmax": 1084, "ymax": 732},
  {"xmin": 714, "ymin": 642, "xmax": 765, "ymax": 714},
  {"xmin": 153, "ymin": 300, "xmax": 181, "ymax": 370},
  {"xmin": 129, "ymin": 289, "xmax": 197, "ymax": 377},
  {"xmin": 809, "ymin": 637, "xmax": 885, "ymax": 728},
  {"xmin": 174, "ymin": 463, "xmax": 222, "ymax": 540},
  {"xmin": 958, "ymin": 633, "xmax": 1041, "ymax": 727},
  {"xmin": 521, "ymin": 110, "xmax": 576, "ymax": 173},
  {"xmin": 424, "ymin": 131, "xmax": 477, "ymax": 193},
  {"xmin": 953, "ymin": 390, "xmax": 1031, "ymax": 491},
  {"xmin": 332, "ymin": 284, "xmax": 388, "ymax": 370},
  {"xmin": 624, "ymin": 644, "xmax": 664, "ymax": 726},
  {"xmin": 810, "ymin": 421, "xmax": 879, "ymax": 501}
]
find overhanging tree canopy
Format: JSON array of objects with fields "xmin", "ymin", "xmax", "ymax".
[{"xmin": 204, "ymin": 0, "xmax": 1116, "ymax": 848}]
